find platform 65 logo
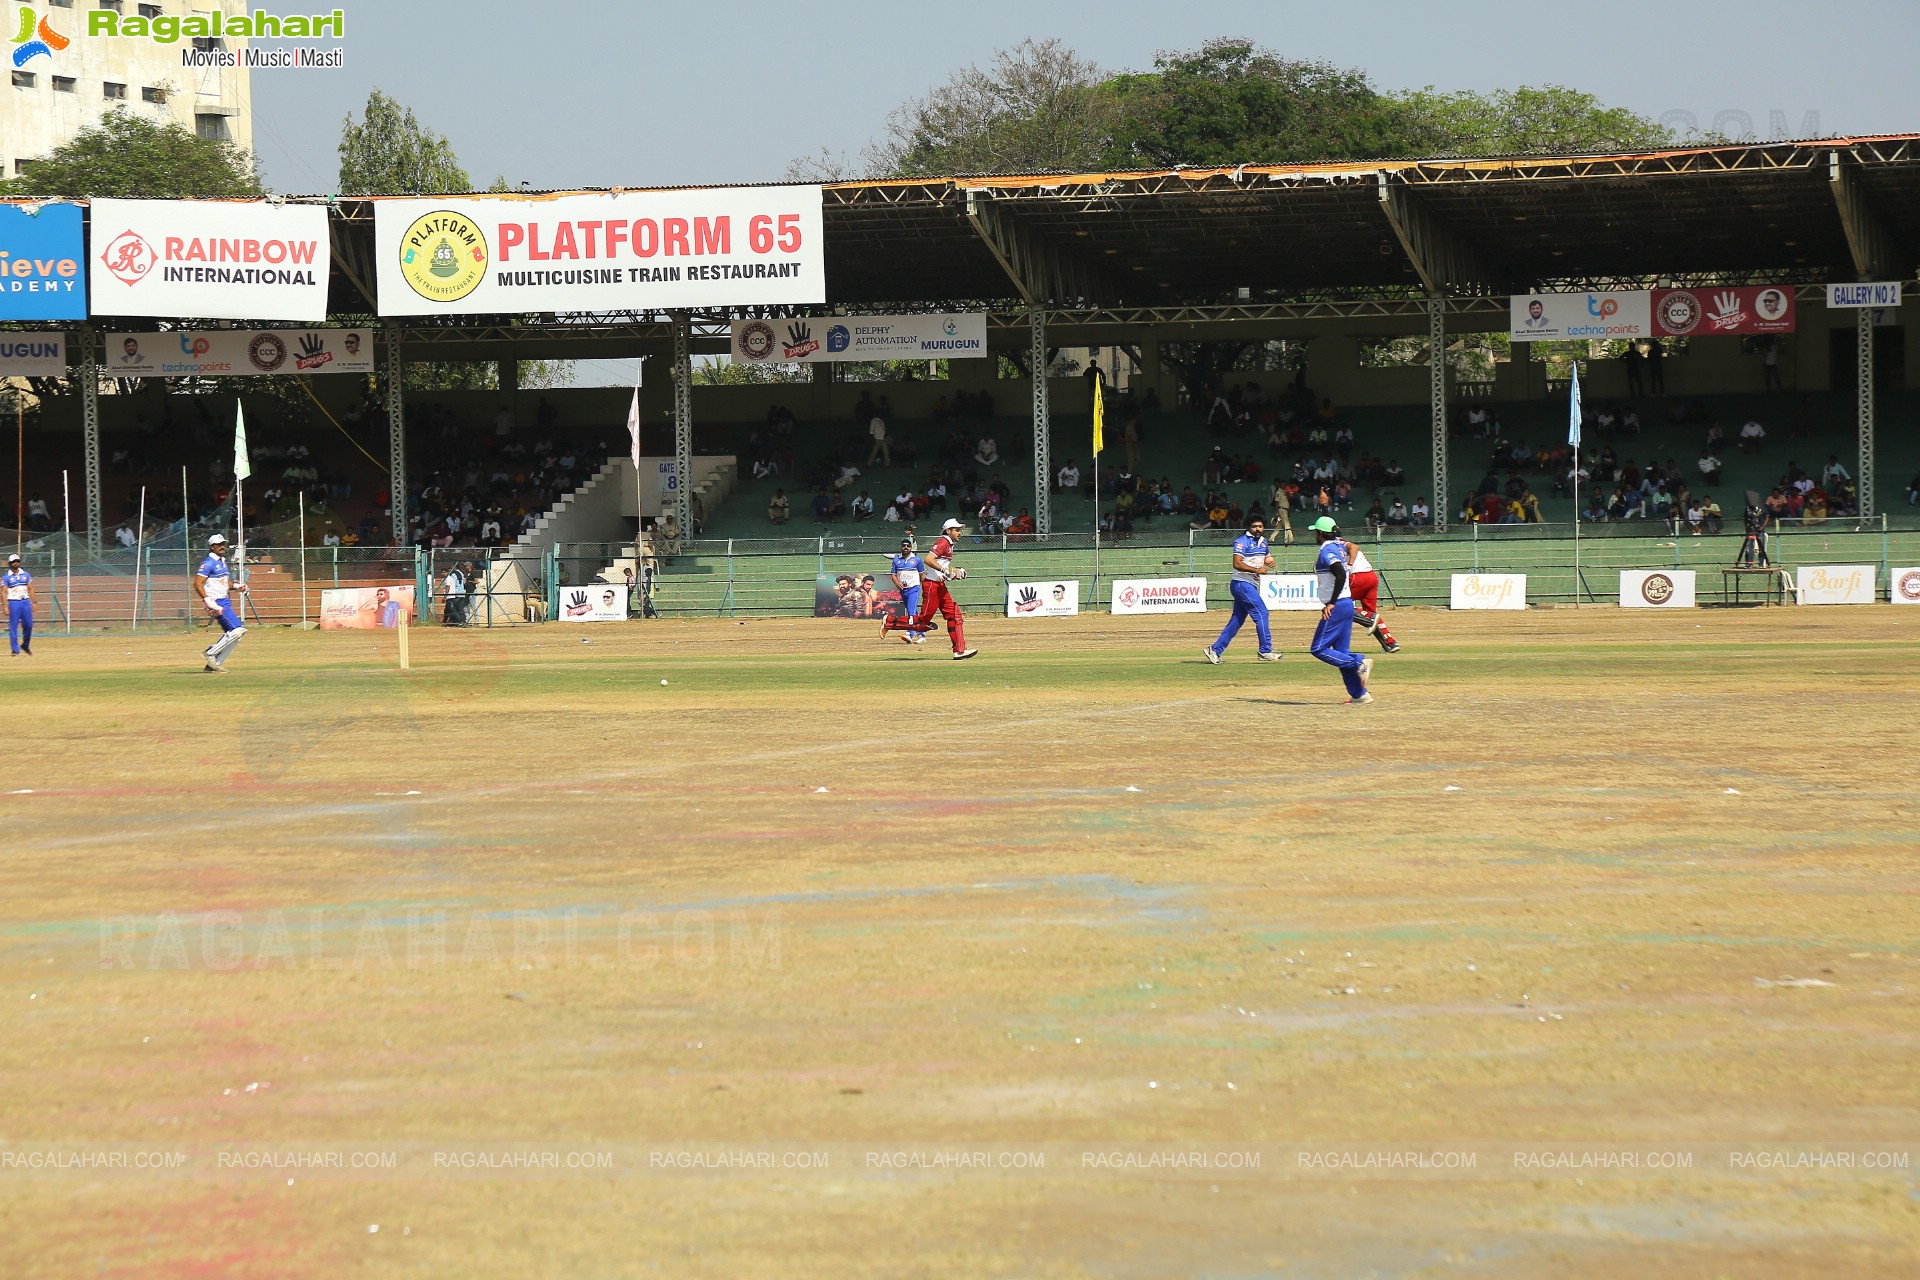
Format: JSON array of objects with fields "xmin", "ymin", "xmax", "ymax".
[
  {"xmin": 1640, "ymin": 572, "xmax": 1675, "ymax": 605},
  {"xmin": 398, "ymin": 211, "xmax": 487, "ymax": 303},
  {"xmin": 100, "ymin": 230, "xmax": 157, "ymax": 287}
]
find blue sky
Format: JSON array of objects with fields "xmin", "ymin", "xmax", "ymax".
[{"xmin": 250, "ymin": 0, "xmax": 1920, "ymax": 194}]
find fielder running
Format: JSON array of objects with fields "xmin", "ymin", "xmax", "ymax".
[
  {"xmin": 1204, "ymin": 515, "xmax": 1282, "ymax": 664},
  {"xmin": 1308, "ymin": 517, "xmax": 1372, "ymax": 704},
  {"xmin": 885, "ymin": 534, "xmax": 926, "ymax": 647},
  {"xmin": 881, "ymin": 517, "xmax": 978, "ymax": 659},
  {"xmin": 1340, "ymin": 538, "xmax": 1401, "ymax": 653},
  {"xmin": 4, "ymin": 553, "xmax": 32, "ymax": 657},
  {"xmin": 195, "ymin": 533, "xmax": 247, "ymax": 672}
]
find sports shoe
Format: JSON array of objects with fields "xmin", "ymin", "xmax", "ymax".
[
  {"xmin": 881, "ymin": 617, "xmax": 893, "ymax": 639},
  {"xmin": 1346, "ymin": 692, "xmax": 1375, "ymax": 705},
  {"xmin": 1203, "ymin": 647, "xmax": 1222, "ymax": 665},
  {"xmin": 1383, "ymin": 640, "xmax": 1401, "ymax": 653},
  {"xmin": 952, "ymin": 648, "xmax": 978, "ymax": 660},
  {"xmin": 1257, "ymin": 651, "xmax": 1282, "ymax": 662},
  {"xmin": 1357, "ymin": 657, "xmax": 1373, "ymax": 689},
  {"xmin": 203, "ymin": 663, "xmax": 223, "ymax": 673}
]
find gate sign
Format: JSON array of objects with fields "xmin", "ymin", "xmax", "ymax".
[
  {"xmin": 105, "ymin": 329, "xmax": 373, "ymax": 378},
  {"xmin": 88, "ymin": 199, "xmax": 331, "ymax": 321},
  {"xmin": 0, "ymin": 202, "xmax": 86, "ymax": 320},
  {"xmin": 733, "ymin": 313, "xmax": 987, "ymax": 364},
  {"xmin": 655, "ymin": 461, "xmax": 679, "ymax": 496},
  {"xmin": 372, "ymin": 188, "xmax": 825, "ymax": 316},
  {"xmin": 1110, "ymin": 577, "xmax": 1207, "ymax": 615},
  {"xmin": 1620, "ymin": 569, "xmax": 1698, "ymax": 608},
  {"xmin": 1258, "ymin": 574, "xmax": 1320, "ymax": 611},
  {"xmin": 1795, "ymin": 565, "xmax": 1875, "ymax": 605},
  {"xmin": 1825, "ymin": 282, "xmax": 1903, "ymax": 308},
  {"xmin": 0, "ymin": 334, "xmax": 65, "ymax": 377},
  {"xmin": 1450, "ymin": 573, "xmax": 1527, "ymax": 610}
]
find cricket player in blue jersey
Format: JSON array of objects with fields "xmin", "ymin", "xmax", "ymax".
[
  {"xmin": 1308, "ymin": 517, "xmax": 1373, "ymax": 704},
  {"xmin": 194, "ymin": 533, "xmax": 248, "ymax": 672},
  {"xmin": 1203, "ymin": 516, "xmax": 1282, "ymax": 664},
  {"xmin": 885, "ymin": 534, "xmax": 926, "ymax": 646},
  {"xmin": 4, "ymin": 553, "xmax": 32, "ymax": 657}
]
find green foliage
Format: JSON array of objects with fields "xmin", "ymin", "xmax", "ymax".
[
  {"xmin": 337, "ymin": 89, "xmax": 472, "ymax": 195},
  {"xmin": 692, "ymin": 359, "xmax": 809, "ymax": 387},
  {"xmin": 0, "ymin": 109, "xmax": 261, "ymax": 198},
  {"xmin": 1395, "ymin": 85, "xmax": 1674, "ymax": 155}
]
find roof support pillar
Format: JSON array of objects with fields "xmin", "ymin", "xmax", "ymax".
[
  {"xmin": 671, "ymin": 310, "xmax": 694, "ymax": 539},
  {"xmin": 1857, "ymin": 306, "xmax": 1875, "ymax": 519},
  {"xmin": 1429, "ymin": 296, "xmax": 1448, "ymax": 534},
  {"xmin": 383, "ymin": 323, "xmax": 407, "ymax": 551},
  {"xmin": 1030, "ymin": 306, "xmax": 1050, "ymax": 539},
  {"xmin": 1829, "ymin": 150, "xmax": 1904, "ymax": 281},
  {"xmin": 965, "ymin": 191, "xmax": 1116, "ymax": 306}
]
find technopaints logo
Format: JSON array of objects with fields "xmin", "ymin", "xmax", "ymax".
[{"xmin": 11, "ymin": 8, "xmax": 70, "ymax": 68}]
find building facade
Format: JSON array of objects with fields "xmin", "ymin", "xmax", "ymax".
[{"xmin": 2, "ymin": 0, "xmax": 251, "ymax": 180}]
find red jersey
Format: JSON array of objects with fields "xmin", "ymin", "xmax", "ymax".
[{"xmin": 923, "ymin": 535, "xmax": 957, "ymax": 582}]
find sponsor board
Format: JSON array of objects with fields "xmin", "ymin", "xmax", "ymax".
[
  {"xmin": 733, "ymin": 313, "xmax": 987, "ymax": 364},
  {"xmin": 1006, "ymin": 580, "xmax": 1079, "ymax": 618},
  {"xmin": 1652, "ymin": 287, "xmax": 1794, "ymax": 336},
  {"xmin": 1824, "ymin": 282, "xmax": 1903, "ymax": 309},
  {"xmin": 88, "ymin": 199, "xmax": 330, "ymax": 321},
  {"xmin": 105, "ymin": 328, "xmax": 373, "ymax": 378},
  {"xmin": 1111, "ymin": 577, "xmax": 1208, "ymax": 615},
  {"xmin": 318, "ymin": 584, "xmax": 415, "ymax": 630},
  {"xmin": 1889, "ymin": 567, "xmax": 1920, "ymax": 605},
  {"xmin": 558, "ymin": 583, "xmax": 629, "ymax": 622},
  {"xmin": 1620, "ymin": 569, "xmax": 1698, "ymax": 608},
  {"xmin": 1795, "ymin": 564, "xmax": 1875, "ymax": 606},
  {"xmin": 0, "ymin": 202, "xmax": 86, "ymax": 320},
  {"xmin": 814, "ymin": 571, "xmax": 907, "ymax": 621},
  {"xmin": 373, "ymin": 189, "xmax": 824, "ymax": 316},
  {"xmin": 1509, "ymin": 291, "xmax": 1651, "ymax": 342},
  {"xmin": 1450, "ymin": 573, "xmax": 1527, "ymax": 610},
  {"xmin": 1258, "ymin": 574, "xmax": 1321, "ymax": 611},
  {"xmin": 0, "ymin": 334, "xmax": 65, "ymax": 377}
]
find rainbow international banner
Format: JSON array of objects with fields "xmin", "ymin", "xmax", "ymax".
[
  {"xmin": 89, "ymin": 199, "xmax": 330, "ymax": 321},
  {"xmin": 319, "ymin": 585, "xmax": 416, "ymax": 630},
  {"xmin": 1110, "ymin": 577, "xmax": 1208, "ymax": 615}
]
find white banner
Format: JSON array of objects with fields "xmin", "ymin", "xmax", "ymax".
[
  {"xmin": 1258, "ymin": 574, "xmax": 1321, "ymax": 611},
  {"xmin": 1509, "ymin": 290, "xmax": 1652, "ymax": 342},
  {"xmin": 1006, "ymin": 579, "xmax": 1079, "ymax": 618},
  {"xmin": 1450, "ymin": 573, "xmax": 1527, "ymax": 610},
  {"xmin": 373, "ymin": 188, "xmax": 824, "ymax": 316},
  {"xmin": 1620, "ymin": 569, "xmax": 1697, "ymax": 609},
  {"xmin": 1890, "ymin": 567, "xmax": 1920, "ymax": 606},
  {"xmin": 1825, "ymin": 282, "xmax": 1903, "ymax": 308},
  {"xmin": 104, "ymin": 328, "xmax": 373, "ymax": 378},
  {"xmin": 655, "ymin": 461, "xmax": 679, "ymax": 496},
  {"xmin": 1796, "ymin": 564, "xmax": 1875, "ymax": 606},
  {"xmin": 1111, "ymin": 577, "xmax": 1207, "ymax": 615},
  {"xmin": 0, "ymin": 334, "xmax": 65, "ymax": 377},
  {"xmin": 89, "ymin": 199, "xmax": 330, "ymax": 321},
  {"xmin": 557, "ymin": 583, "xmax": 628, "ymax": 622},
  {"xmin": 733, "ymin": 313, "xmax": 987, "ymax": 364}
]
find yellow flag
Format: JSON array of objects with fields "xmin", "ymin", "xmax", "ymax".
[{"xmin": 1091, "ymin": 376, "xmax": 1105, "ymax": 456}]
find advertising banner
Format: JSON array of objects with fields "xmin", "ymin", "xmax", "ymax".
[
  {"xmin": 1620, "ymin": 569, "xmax": 1698, "ymax": 608},
  {"xmin": 0, "ymin": 202, "xmax": 86, "ymax": 320},
  {"xmin": 318, "ymin": 585, "xmax": 416, "ymax": 630},
  {"xmin": 1889, "ymin": 567, "xmax": 1920, "ymax": 605},
  {"xmin": 1006, "ymin": 579, "xmax": 1080, "ymax": 618},
  {"xmin": 1652, "ymin": 287, "xmax": 1795, "ymax": 336},
  {"xmin": 814, "ymin": 571, "xmax": 908, "ymax": 620},
  {"xmin": 373, "ymin": 188, "xmax": 824, "ymax": 317},
  {"xmin": 1111, "ymin": 577, "xmax": 1208, "ymax": 615},
  {"xmin": 558, "ymin": 582, "xmax": 629, "ymax": 622},
  {"xmin": 1825, "ymin": 282, "xmax": 1903, "ymax": 308},
  {"xmin": 1258, "ymin": 574, "xmax": 1321, "ymax": 611},
  {"xmin": 733, "ymin": 313, "xmax": 987, "ymax": 365},
  {"xmin": 1509, "ymin": 291, "xmax": 1651, "ymax": 342},
  {"xmin": 104, "ymin": 328, "xmax": 374, "ymax": 378},
  {"xmin": 1795, "ymin": 565, "xmax": 1875, "ymax": 606},
  {"xmin": 0, "ymin": 334, "xmax": 66, "ymax": 377},
  {"xmin": 1450, "ymin": 573, "xmax": 1527, "ymax": 610},
  {"xmin": 88, "ymin": 199, "xmax": 330, "ymax": 321}
]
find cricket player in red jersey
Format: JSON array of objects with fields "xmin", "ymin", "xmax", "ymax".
[
  {"xmin": 882, "ymin": 517, "xmax": 979, "ymax": 659},
  {"xmin": 1341, "ymin": 538, "xmax": 1401, "ymax": 653}
]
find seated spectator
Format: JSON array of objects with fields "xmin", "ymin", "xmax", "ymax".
[
  {"xmin": 1702, "ymin": 495, "xmax": 1723, "ymax": 533},
  {"xmin": 1225, "ymin": 499, "xmax": 1244, "ymax": 528},
  {"xmin": 1205, "ymin": 497, "xmax": 1228, "ymax": 529},
  {"xmin": 1410, "ymin": 498, "xmax": 1431, "ymax": 528},
  {"xmin": 1384, "ymin": 499, "xmax": 1410, "ymax": 527},
  {"xmin": 1821, "ymin": 454, "xmax": 1851, "ymax": 486},
  {"xmin": 1585, "ymin": 492, "xmax": 1609, "ymax": 522},
  {"xmin": 1332, "ymin": 480, "xmax": 1354, "ymax": 511},
  {"xmin": 1383, "ymin": 459, "xmax": 1405, "ymax": 488},
  {"xmin": 1705, "ymin": 420, "xmax": 1727, "ymax": 449},
  {"xmin": 974, "ymin": 435, "xmax": 999, "ymax": 467},
  {"xmin": 1178, "ymin": 486, "xmax": 1201, "ymax": 516},
  {"xmin": 882, "ymin": 496, "xmax": 907, "ymax": 522},
  {"xmin": 1055, "ymin": 459, "xmax": 1080, "ymax": 492},
  {"xmin": 115, "ymin": 524, "xmax": 136, "ymax": 548},
  {"xmin": 1521, "ymin": 488, "xmax": 1543, "ymax": 523},
  {"xmin": 1008, "ymin": 508, "xmax": 1036, "ymax": 539},
  {"xmin": 810, "ymin": 488, "xmax": 832, "ymax": 522},
  {"xmin": 1685, "ymin": 500, "xmax": 1705, "ymax": 535},
  {"xmin": 925, "ymin": 476, "xmax": 948, "ymax": 510},
  {"xmin": 1365, "ymin": 497, "xmax": 1387, "ymax": 531},
  {"xmin": 1738, "ymin": 417, "xmax": 1767, "ymax": 451},
  {"xmin": 767, "ymin": 489, "xmax": 791, "ymax": 524}
]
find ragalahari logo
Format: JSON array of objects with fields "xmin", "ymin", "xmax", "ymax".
[
  {"xmin": 100, "ymin": 230, "xmax": 158, "ymax": 287},
  {"xmin": 11, "ymin": 7, "xmax": 69, "ymax": 67}
]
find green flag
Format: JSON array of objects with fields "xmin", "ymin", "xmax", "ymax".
[{"xmin": 233, "ymin": 402, "xmax": 251, "ymax": 482}]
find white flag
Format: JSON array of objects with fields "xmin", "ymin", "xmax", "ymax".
[
  {"xmin": 234, "ymin": 402, "xmax": 251, "ymax": 482},
  {"xmin": 626, "ymin": 360, "xmax": 644, "ymax": 471}
]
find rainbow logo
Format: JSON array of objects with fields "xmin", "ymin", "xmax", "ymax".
[{"xmin": 12, "ymin": 8, "xmax": 69, "ymax": 67}]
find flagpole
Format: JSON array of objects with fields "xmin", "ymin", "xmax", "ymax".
[
  {"xmin": 233, "ymin": 400, "xmax": 249, "ymax": 620},
  {"xmin": 1091, "ymin": 376, "xmax": 1103, "ymax": 595},
  {"xmin": 1569, "ymin": 362, "xmax": 1582, "ymax": 608},
  {"xmin": 130, "ymin": 485, "xmax": 146, "ymax": 629},
  {"xmin": 61, "ymin": 468, "xmax": 71, "ymax": 633}
]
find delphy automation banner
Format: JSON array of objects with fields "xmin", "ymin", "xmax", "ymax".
[
  {"xmin": 373, "ymin": 188, "xmax": 825, "ymax": 316},
  {"xmin": 89, "ymin": 200, "xmax": 331, "ymax": 322}
]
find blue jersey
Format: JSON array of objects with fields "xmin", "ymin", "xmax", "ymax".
[
  {"xmin": 889, "ymin": 553, "xmax": 923, "ymax": 587},
  {"xmin": 1314, "ymin": 539, "xmax": 1351, "ymax": 603},
  {"xmin": 1231, "ymin": 533, "xmax": 1269, "ymax": 585},
  {"xmin": 198, "ymin": 554, "xmax": 232, "ymax": 601},
  {"xmin": 3, "ymin": 569, "xmax": 29, "ymax": 603}
]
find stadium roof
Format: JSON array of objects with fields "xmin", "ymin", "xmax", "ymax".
[{"xmin": 320, "ymin": 134, "xmax": 1920, "ymax": 313}]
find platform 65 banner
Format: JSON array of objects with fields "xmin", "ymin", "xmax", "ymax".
[
  {"xmin": 106, "ymin": 329, "xmax": 374, "ymax": 378},
  {"xmin": 734, "ymin": 313, "xmax": 987, "ymax": 364},
  {"xmin": 1509, "ymin": 291, "xmax": 1651, "ymax": 341},
  {"xmin": 373, "ymin": 188, "xmax": 824, "ymax": 317},
  {"xmin": 88, "ymin": 199, "xmax": 330, "ymax": 322}
]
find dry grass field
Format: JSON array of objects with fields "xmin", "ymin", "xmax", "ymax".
[{"xmin": 0, "ymin": 606, "xmax": 1916, "ymax": 1278}]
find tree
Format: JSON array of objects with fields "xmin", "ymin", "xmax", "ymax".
[
  {"xmin": 1395, "ymin": 85, "xmax": 1674, "ymax": 156},
  {"xmin": 0, "ymin": 109, "xmax": 260, "ymax": 198},
  {"xmin": 337, "ymin": 89, "xmax": 471, "ymax": 195}
]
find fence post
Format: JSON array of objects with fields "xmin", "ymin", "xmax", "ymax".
[
  {"xmin": 817, "ymin": 536, "xmax": 825, "ymax": 574},
  {"xmin": 1472, "ymin": 521, "xmax": 1480, "ymax": 573},
  {"xmin": 1187, "ymin": 527, "xmax": 1195, "ymax": 574},
  {"xmin": 724, "ymin": 539, "xmax": 735, "ymax": 616},
  {"xmin": 1881, "ymin": 511, "xmax": 1890, "ymax": 600}
]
